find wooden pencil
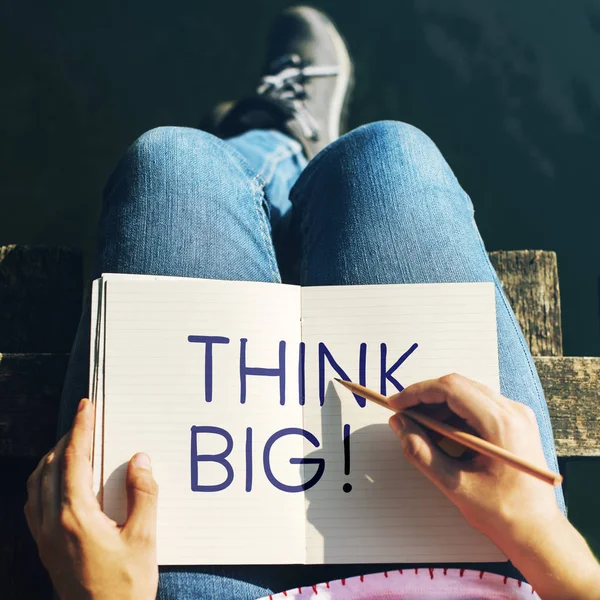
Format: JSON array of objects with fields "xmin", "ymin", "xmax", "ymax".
[{"xmin": 334, "ymin": 378, "xmax": 563, "ymax": 486}]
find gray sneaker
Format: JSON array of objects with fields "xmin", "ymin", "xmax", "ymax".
[{"xmin": 202, "ymin": 6, "xmax": 354, "ymax": 160}]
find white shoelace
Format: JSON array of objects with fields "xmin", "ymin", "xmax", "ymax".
[{"xmin": 256, "ymin": 56, "xmax": 340, "ymax": 140}]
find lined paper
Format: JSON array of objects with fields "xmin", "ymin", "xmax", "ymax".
[
  {"xmin": 99, "ymin": 276, "xmax": 304, "ymax": 565},
  {"xmin": 301, "ymin": 283, "xmax": 504, "ymax": 563},
  {"xmin": 91, "ymin": 276, "xmax": 505, "ymax": 565}
]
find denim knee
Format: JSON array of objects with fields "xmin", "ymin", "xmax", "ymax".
[
  {"xmin": 102, "ymin": 126, "xmax": 256, "ymax": 205},
  {"xmin": 341, "ymin": 120, "xmax": 440, "ymax": 157},
  {"xmin": 294, "ymin": 120, "xmax": 471, "ymax": 219},
  {"xmin": 128, "ymin": 125, "xmax": 226, "ymax": 164},
  {"xmin": 327, "ymin": 120, "xmax": 450, "ymax": 178},
  {"xmin": 97, "ymin": 125, "xmax": 281, "ymax": 282}
]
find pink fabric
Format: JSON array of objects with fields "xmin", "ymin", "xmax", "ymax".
[{"xmin": 260, "ymin": 569, "xmax": 540, "ymax": 599}]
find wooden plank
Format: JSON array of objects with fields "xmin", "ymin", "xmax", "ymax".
[
  {"xmin": 0, "ymin": 353, "xmax": 69, "ymax": 457},
  {"xmin": 0, "ymin": 246, "xmax": 560, "ymax": 355},
  {"xmin": 0, "ymin": 245, "xmax": 82, "ymax": 353},
  {"xmin": 1, "ymin": 353, "xmax": 598, "ymax": 458},
  {"xmin": 489, "ymin": 250, "xmax": 563, "ymax": 356},
  {"xmin": 535, "ymin": 356, "xmax": 600, "ymax": 457}
]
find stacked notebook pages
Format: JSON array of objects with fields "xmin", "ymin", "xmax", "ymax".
[{"xmin": 90, "ymin": 274, "xmax": 504, "ymax": 566}]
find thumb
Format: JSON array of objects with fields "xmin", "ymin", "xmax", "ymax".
[
  {"xmin": 389, "ymin": 414, "xmax": 457, "ymax": 492},
  {"xmin": 123, "ymin": 453, "xmax": 158, "ymax": 545}
]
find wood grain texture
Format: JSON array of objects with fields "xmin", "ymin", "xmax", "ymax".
[
  {"xmin": 535, "ymin": 356, "xmax": 600, "ymax": 457},
  {"xmin": 0, "ymin": 245, "xmax": 82, "ymax": 352},
  {"xmin": 0, "ymin": 353, "xmax": 69, "ymax": 457},
  {"xmin": 490, "ymin": 250, "xmax": 563, "ymax": 356}
]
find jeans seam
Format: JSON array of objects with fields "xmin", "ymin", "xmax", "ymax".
[
  {"xmin": 289, "ymin": 143, "xmax": 341, "ymax": 285},
  {"xmin": 205, "ymin": 131, "xmax": 270, "ymax": 192},
  {"xmin": 289, "ymin": 139, "xmax": 341, "ymax": 208},
  {"xmin": 297, "ymin": 188, "xmax": 314, "ymax": 285},
  {"xmin": 250, "ymin": 174, "xmax": 281, "ymax": 282},
  {"xmin": 204, "ymin": 133, "xmax": 279, "ymax": 282},
  {"xmin": 257, "ymin": 147, "xmax": 298, "ymax": 185}
]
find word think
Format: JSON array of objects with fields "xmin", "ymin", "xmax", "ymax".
[{"xmin": 188, "ymin": 335, "xmax": 419, "ymax": 407}]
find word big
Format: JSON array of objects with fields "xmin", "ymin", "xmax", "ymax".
[{"xmin": 190, "ymin": 426, "xmax": 324, "ymax": 493}]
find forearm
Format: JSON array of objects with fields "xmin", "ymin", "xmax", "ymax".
[{"xmin": 494, "ymin": 512, "xmax": 600, "ymax": 600}]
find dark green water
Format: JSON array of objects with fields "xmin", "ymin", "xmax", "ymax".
[{"xmin": 1, "ymin": 0, "xmax": 598, "ymax": 553}]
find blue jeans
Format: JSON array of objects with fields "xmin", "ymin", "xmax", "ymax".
[{"xmin": 59, "ymin": 121, "xmax": 565, "ymax": 599}]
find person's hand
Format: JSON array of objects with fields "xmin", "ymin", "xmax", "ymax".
[
  {"xmin": 24, "ymin": 398, "xmax": 159, "ymax": 600},
  {"xmin": 386, "ymin": 373, "xmax": 562, "ymax": 545},
  {"xmin": 388, "ymin": 373, "xmax": 600, "ymax": 599}
]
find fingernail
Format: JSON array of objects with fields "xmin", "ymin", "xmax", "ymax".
[
  {"xmin": 133, "ymin": 453, "xmax": 151, "ymax": 470},
  {"xmin": 390, "ymin": 415, "xmax": 406, "ymax": 436},
  {"xmin": 77, "ymin": 398, "xmax": 88, "ymax": 413},
  {"xmin": 386, "ymin": 393, "xmax": 400, "ymax": 408}
]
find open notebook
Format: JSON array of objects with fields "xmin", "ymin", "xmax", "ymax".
[{"xmin": 90, "ymin": 274, "xmax": 504, "ymax": 565}]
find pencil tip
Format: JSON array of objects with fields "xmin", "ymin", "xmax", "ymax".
[{"xmin": 334, "ymin": 377, "xmax": 343, "ymax": 383}]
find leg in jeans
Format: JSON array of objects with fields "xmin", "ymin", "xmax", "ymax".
[
  {"xmin": 285, "ymin": 120, "xmax": 565, "ymax": 586},
  {"xmin": 58, "ymin": 126, "xmax": 306, "ymax": 600},
  {"xmin": 58, "ymin": 119, "xmax": 564, "ymax": 597}
]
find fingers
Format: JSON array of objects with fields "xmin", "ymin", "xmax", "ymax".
[
  {"xmin": 25, "ymin": 398, "xmax": 97, "ymax": 539},
  {"xmin": 122, "ymin": 453, "xmax": 158, "ymax": 546},
  {"xmin": 387, "ymin": 374, "xmax": 503, "ymax": 436},
  {"xmin": 26, "ymin": 436, "xmax": 70, "ymax": 535},
  {"xmin": 389, "ymin": 413, "xmax": 457, "ymax": 491},
  {"xmin": 25, "ymin": 448, "xmax": 52, "ymax": 536},
  {"xmin": 61, "ymin": 399, "xmax": 96, "ymax": 507},
  {"xmin": 40, "ymin": 435, "xmax": 69, "ymax": 528}
]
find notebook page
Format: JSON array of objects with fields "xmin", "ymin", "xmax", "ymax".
[
  {"xmin": 101, "ymin": 276, "xmax": 305, "ymax": 565},
  {"xmin": 93, "ymin": 274, "xmax": 179, "ymax": 496},
  {"xmin": 301, "ymin": 282, "xmax": 505, "ymax": 564},
  {"xmin": 93, "ymin": 274, "xmax": 146, "ymax": 498}
]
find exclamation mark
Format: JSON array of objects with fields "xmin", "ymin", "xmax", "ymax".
[{"xmin": 343, "ymin": 423, "xmax": 352, "ymax": 493}]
